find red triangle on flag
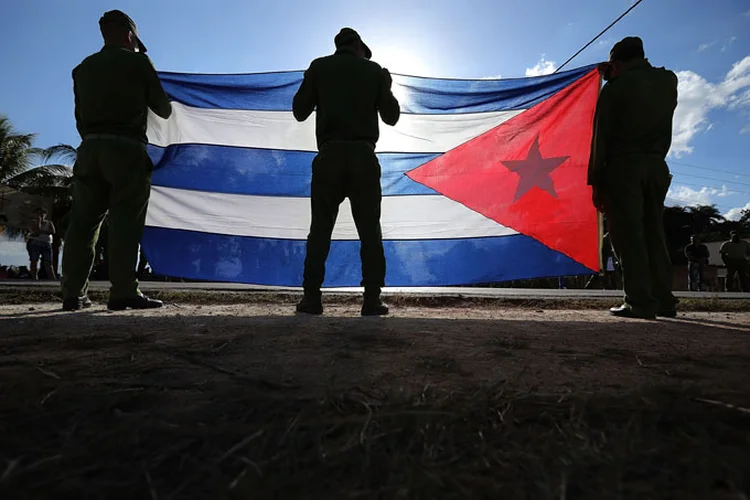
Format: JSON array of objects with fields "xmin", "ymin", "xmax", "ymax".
[{"xmin": 406, "ymin": 69, "xmax": 601, "ymax": 271}]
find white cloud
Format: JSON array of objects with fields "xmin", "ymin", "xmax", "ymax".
[
  {"xmin": 525, "ymin": 57, "xmax": 556, "ymax": 77},
  {"xmin": 671, "ymin": 56, "xmax": 750, "ymax": 157},
  {"xmin": 666, "ymin": 185, "xmax": 731, "ymax": 206},
  {"xmin": 699, "ymin": 38, "xmax": 736, "ymax": 53},
  {"xmin": 721, "ymin": 36, "xmax": 737, "ymax": 52},
  {"xmin": 479, "ymin": 74, "xmax": 503, "ymax": 80},
  {"xmin": 741, "ymin": 124, "xmax": 750, "ymax": 134},
  {"xmin": 725, "ymin": 202, "xmax": 750, "ymax": 221}
]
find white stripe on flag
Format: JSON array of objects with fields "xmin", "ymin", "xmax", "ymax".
[
  {"xmin": 145, "ymin": 186, "xmax": 518, "ymax": 240},
  {"xmin": 147, "ymin": 102, "xmax": 523, "ymax": 153}
]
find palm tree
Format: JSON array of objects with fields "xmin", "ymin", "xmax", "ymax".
[
  {"xmin": 0, "ymin": 115, "xmax": 34, "ymax": 187},
  {"xmin": 1, "ymin": 116, "xmax": 73, "ymax": 191},
  {"xmin": 1, "ymin": 115, "xmax": 75, "ymax": 272},
  {"xmin": 686, "ymin": 205, "xmax": 725, "ymax": 234},
  {"xmin": 739, "ymin": 210, "xmax": 750, "ymax": 231}
]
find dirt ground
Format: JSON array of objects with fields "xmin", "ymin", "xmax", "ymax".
[
  {"xmin": 3, "ymin": 302, "xmax": 749, "ymax": 396},
  {"xmin": 1, "ymin": 301, "xmax": 750, "ymax": 499}
]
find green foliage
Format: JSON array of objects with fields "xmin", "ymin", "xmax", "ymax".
[
  {"xmin": 662, "ymin": 204, "xmax": 750, "ymax": 265},
  {"xmin": 0, "ymin": 115, "xmax": 75, "ymax": 264},
  {"xmin": 1, "ymin": 116, "xmax": 74, "ymax": 193}
]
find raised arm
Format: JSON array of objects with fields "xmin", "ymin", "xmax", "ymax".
[
  {"xmin": 143, "ymin": 56, "xmax": 172, "ymax": 119},
  {"xmin": 377, "ymin": 67, "xmax": 400, "ymax": 126},
  {"xmin": 293, "ymin": 64, "xmax": 317, "ymax": 122}
]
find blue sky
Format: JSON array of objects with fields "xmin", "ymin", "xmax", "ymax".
[{"xmin": 1, "ymin": 0, "xmax": 750, "ymax": 266}]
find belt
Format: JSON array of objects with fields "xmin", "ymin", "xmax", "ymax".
[
  {"xmin": 610, "ymin": 152, "xmax": 666, "ymax": 160},
  {"xmin": 320, "ymin": 139, "xmax": 376, "ymax": 151},
  {"xmin": 83, "ymin": 133, "xmax": 147, "ymax": 149}
]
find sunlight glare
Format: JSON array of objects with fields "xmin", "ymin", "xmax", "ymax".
[
  {"xmin": 372, "ymin": 45, "xmax": 430, "ymax": 112},
  {"xmin": 373, "ymin": 45, "xmax": 431, "ymax": 77}
]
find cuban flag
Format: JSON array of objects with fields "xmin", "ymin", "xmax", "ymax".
[{"xmin": 142, "ymin": 63, "xmax": 602, "ymax": 286}]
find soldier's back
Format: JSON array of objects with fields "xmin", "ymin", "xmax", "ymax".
[
  {"xmin": 309, "ymin": 52, "xmax": 386, "ymax": 146},
  {"xmin": 606, "ymin": 61, "xmax": 678, "ymax": 159},
  {"xmin": 73, "ymin": 47, "xmax": 154, "ymax": 142}
]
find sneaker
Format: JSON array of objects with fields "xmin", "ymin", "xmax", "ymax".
[
  {"xmin": 609, "ymin": 304, "xmax": 655, "ymax": 320},
  {"xmin": 62, "ymin": 296, "xmax": 94, "ymax": 312}
]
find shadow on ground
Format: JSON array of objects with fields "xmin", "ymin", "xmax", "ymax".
[{"xmin": 1, "ymin": 306, "xmax": 749, "ymax": 499}]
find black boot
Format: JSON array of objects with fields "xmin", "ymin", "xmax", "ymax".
[
  {"xmin": 107, "ymin": 293, "xmax": 163, "ymax": 311},
  {"xmin": 361, "ymin": 288, "xmax": 389, "ymax": 316},
  {"xmin": 296, "ymin": 291, "xmax": 323, "ymax": 315}
]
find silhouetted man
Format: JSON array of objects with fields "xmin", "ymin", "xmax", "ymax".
[
  {"xmin": 61, "ymin": 10, "xmax": 171, "ymax": 311},
  {"xmin": 684, "ymin": 235, "xmax": 709, "ymax": 291},
  {"xmin": 292, "ymin": 28, "xmax": 400, "ymax": 316},
  {"xmin": 588, "ymin": 37, "xmax": 679, "ymax": 319},
  {"xmin": 720, "ymin": 232, "xmax": 749, "ymax": 292}
]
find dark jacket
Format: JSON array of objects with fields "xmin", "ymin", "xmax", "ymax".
[
  {"xmin": 587, "ymin": 59, "xmax": 678, "ymax": 186},
  {"xmin": 685, "ymin": 243, "xmax": 709, "ymax": 263},
  {"xmin": 73, "ymin": 45, "xmax": 172, "ymax": 143},
  {"xmin": 292, "ymin": 48, "xmax": 400, "ymax": 149}
]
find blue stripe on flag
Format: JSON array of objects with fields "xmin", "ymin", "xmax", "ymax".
[
  {"xmin": 141, "ymin": 227, "xmax": 592, "ymax": 287},
  {"xmin": 157, "ymin": 64, "xmax": 597, "ymax": 114},
  {"xmin": 148, "ymin": 144, "xmax": 440, "ymax": 197}
]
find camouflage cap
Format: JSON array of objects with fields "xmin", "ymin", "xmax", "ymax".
[
  {"xmin": 334, "ymin": 27, "xmax": 372, "ymax": 59},
  {"xmin": 99, "ymin": 10, "xmax": 147, "ymax": 53},
  {"xmin": 609, "ymin": 36, "xmax": 644, "ymax": 62}
]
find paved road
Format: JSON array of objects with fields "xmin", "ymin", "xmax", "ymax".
[{"xmin": 2, "ymin": 280, "xmax": 748, "ymax": 300}]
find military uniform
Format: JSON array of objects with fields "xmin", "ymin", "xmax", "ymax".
[
  {"xmin": 720, "ymin": 234, "xmax": 750, "ymax": 291},
  {"xmin": 588, "ymin": 37, "xmax": 678, "ymax": 319},
  {"xmin": 61, "ymin": 10, "xmax": 172, "ymax": 311},
  {"xmin": 292, "ymin": 28, "xmax": 400, "ymax": 315}
]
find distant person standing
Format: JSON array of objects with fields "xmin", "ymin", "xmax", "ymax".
[
  {"xmin": 27, "ymin": 208, "xmax": 56, "ymax": 280},
  {"xmin": 60, "ymin": 10, "xmax": 172, "ymax": 311},
  {"xmin": 588, "ymin": 36, "xmax": 679, "ymax": 319},
  {"xmin": 602, "ymin": 231, "xmax": 621, "ymax": 290},
  {"xmin": 292, "ymin": 28, "xmax": 400, "ymax": 316},
  {"xmin": 719, "ymin": 232, "xmax": 749, "ymax": 292},
  {"xmin": 684, "ymin": 235, "xmax": 709, "ymax": 291}
]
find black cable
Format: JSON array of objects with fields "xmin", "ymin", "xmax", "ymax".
[
  {"xmin": 671, "ymin": 171, "xmax": 750, "ymax": 187},
  {"xmin": 554, "ymin": 0, "xmax": 645, "ymax": 74},
  {"xmin": 669, "ymin": 160, "xmax": 750, "ymax": 178},
  {"xmin": 669, "ymin": 180, "xmax": 750, "ymax": 197}
]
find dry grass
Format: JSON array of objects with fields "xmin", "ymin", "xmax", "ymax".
[
  {"xmin": 2, "ymin": 381, "xmax": 749, "ymax": 499},
  {"xmin": 1, "ymin": 301, "xmax": 750, "ymax": 499}
]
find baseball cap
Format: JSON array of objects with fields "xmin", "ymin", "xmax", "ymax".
[
  {"xmin": 334, "ymin": 27, "xmax": 371, "ymax": 59},
  {"xmin": 99, "ymin": 10, "xmax": 147, "ymax": 53},
  {"xmin": 609, "ymin": 36, "xmax": 644, "ymax": 62}
]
